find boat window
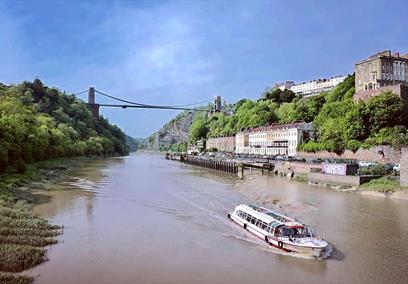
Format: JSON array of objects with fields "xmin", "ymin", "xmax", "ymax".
[
  {"xmin": 246, "ymin": 215, "xmax": 252, "ymax": 222},
  {"xmin": 250, "ymin": 218, "xmax": 256, "ymax": 224},
  {"xmin": 280, "ymin": 226, "xmax": 295, "ymax": 237},
  {"xmin": 266, "ymin": 212, "xmax": 288, "ymax": 222},
  {"xmin": 292, "ymin": 226, "xmax": 313, "ymax": 237},
  {"xmin": 268, "ymin": 221, "xmax": 280, "ymax": 230}
]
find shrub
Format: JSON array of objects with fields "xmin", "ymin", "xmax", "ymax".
[{"xmin": 14, "ymin": 158, "xmax": 26, "ymax": 174}]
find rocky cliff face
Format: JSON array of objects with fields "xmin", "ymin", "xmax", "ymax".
[{"xmin": 148, "ymin": 111, "xmax": 196, "ymax": 150}]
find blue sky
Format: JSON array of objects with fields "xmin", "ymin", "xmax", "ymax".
[{"xmin": 1, "ymin": 0, "xmax": 407, "ymax": 137}]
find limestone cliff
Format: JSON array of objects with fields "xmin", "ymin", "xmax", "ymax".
[{"xmin": 148, "ymin": 111, "xmax": 196, "ymax": 150}]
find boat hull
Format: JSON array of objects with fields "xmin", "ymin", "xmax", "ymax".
[{"xmin": 229, "ymin": 213, "xmax": 326, "ymax": 257}]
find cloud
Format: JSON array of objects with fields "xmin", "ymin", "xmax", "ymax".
[{"xmin": 126, "ymin": 17, "xmax": 215, "ymax": 88}]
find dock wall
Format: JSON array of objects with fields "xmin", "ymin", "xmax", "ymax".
[
  {"xmin": 308, "ymin": 172, "xmax": 381, "ymax": 187},
  {"xmin": 166, "ymin": 153, "xmax": 238, "ymax": 175}
]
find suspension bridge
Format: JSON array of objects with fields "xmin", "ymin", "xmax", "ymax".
[{"xmin": 74, "ymin": 87, "xmax": 222, "ymax": 118}]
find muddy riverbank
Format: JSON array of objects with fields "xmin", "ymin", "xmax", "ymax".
[
  {"xmin": 24, "ymin": 153, "xmax": 408, "ymax": 284},
  {"xmin": 0, "ymin": 157, "xmax": 104, "ymax": 283}
]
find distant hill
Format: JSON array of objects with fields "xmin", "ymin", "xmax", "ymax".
[
  {"xmin": 0, "ymin": 79, "xmax": 128, "ymax": 173},
  {"xmin": 126, "ymin": 136, "xmax": 148, "ymax": 152}
]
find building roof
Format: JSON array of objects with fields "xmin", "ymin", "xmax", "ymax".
[
  {"xmin": 356, "ymin": 50, "xmax": 408, "ymax": 65},
  {"xmin": 237, "ymin": 121, "xmax": 312, "ymax": 134}
]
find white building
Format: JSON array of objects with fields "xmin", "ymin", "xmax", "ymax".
[
  {"xmin": 236, "ymin": 122, "xmax": 314, "ymax": 157},
  {"xmin": 235, "ymin": 132, "xmax": 249, "ymax": 154},
  {"xmin": 273, "ymin": 81, "xmax": 295, "ymax": 91},
  {"xmin": 289, "ymin": 76, "xmax": 347, "ymax": 97}
]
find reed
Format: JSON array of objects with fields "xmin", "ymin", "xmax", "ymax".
[
  {"xmin": 0, "ymin": 273, "xmax": 34, "ymax": 284},
  {"xmin": 0, "ymin": 204, "xmax": 61, "ymax": 274}
]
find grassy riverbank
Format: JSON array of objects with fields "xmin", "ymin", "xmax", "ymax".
[
  {"xmin": 360, "ymin": 176, "xmax": 400, "ymax": 192},
  {"xmin": 0, "ymin": 158, "xmax": 80, "ymax": 283}
]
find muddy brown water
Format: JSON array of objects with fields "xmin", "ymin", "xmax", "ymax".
[{"xmin": 28, "ymin": 153, "xmax": 408, "ymax": 283}]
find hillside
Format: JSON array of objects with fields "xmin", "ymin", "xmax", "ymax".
[
  {"xmin": 148, "ymin": 111, "xmax": 197, "ymax": 151},
  {"xmin": 126, "ymin": 136, "xmax": 148, "ymax": 152},
  {"xmin": 181, "ymin": 74, "xmax": 408, "ymax": 153},
  {"xmin": 0, "ymin": 79, "xmax": 128, "ymax": 174}
]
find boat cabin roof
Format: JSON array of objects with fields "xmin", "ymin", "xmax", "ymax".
[{"xmin": 235, "ymin": 204, "xmax": 302, "ymax": 227}]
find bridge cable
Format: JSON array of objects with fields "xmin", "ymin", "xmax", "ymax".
[
  {"xmin": 95, "ymin": 89, "xmax": 213, "ymax": 109},
  {"xmin": 72, "ymin": 90, "xmax": 88, "ymax": 96}
]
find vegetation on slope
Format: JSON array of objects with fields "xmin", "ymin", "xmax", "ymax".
[
  {"xmin": 126, "ymin": 136, "xmax": 148, "ymax": 152},
  {"xmin": 188, "ymin": 74, "xmax": 408, "ymax": 153},
  {"xmin": 360, "ymin": 177, "xmax": 400, "ymax": 192},
  {"xmin": 0, "ymin": 79, "xmax": 130, "ymax": 283},
  {"xmin": 0, "ymin": 80, "xmax": 128, "ymax": 175}
]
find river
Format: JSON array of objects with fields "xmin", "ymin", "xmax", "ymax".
[{"xmin": 29, "ymin": 153, "xmax": 408, "ymax": 283}]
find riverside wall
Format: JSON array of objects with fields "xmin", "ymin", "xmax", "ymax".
[
  {"xmin": 274, "ymin": 161, "xmax": 319, "ymax": 175},
  {"xmin": 308, "ymin": 172, "xmax": 380, "ymax": 187},
  {"xmin": 298, "ymin": 145, "xmax": 401, "ymax": 164},
  {"xmin": 206, "ymin": 136, "xmax": 236, "ymax": 152},
  {"xmin": 400, "ymin": 147, "xmax": 408, "ymax": 187}
]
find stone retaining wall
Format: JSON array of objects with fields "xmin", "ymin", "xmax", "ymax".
[
  {"xmin": 400, "ymin": 147, "xmax": 408, "ymax": 187},
  {"xmin": 206, "ymin": 136, "xmax": 236, "ymax": 152},
  {"xmin": 275, "ymin": 161, "xmax": 318, "ymax": 174},
  {"xmin": 308, "ymin": 172, "xmax": 379, "ymax": 187},
  {"xmin": 298, "ymin": 145, "xmax": 401, "ymax": 164}
]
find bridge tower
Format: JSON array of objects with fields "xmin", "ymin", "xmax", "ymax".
[
  {"xmin": 87, "ymin": 87, "xmax": 100, "ymax": 118},
  {"xmin": 214, "ymin": 96, "xmax": 222, "ymax": 112}
]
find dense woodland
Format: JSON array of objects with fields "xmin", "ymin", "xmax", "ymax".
[
  {"xmin": 189, "ymin": 74, "xmax": 408, "ymax": 153},
  {"xmin": 0, "ymin": 80, "xmax": 128, "ymax": 174}
]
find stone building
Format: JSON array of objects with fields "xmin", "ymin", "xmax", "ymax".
[
  {"xmin": 354, "ymin": 50, "xmax": 408, "ymax": 101},
  {"xmin": 235, "ymin": 122, "xmax": 314, "ymax": 157},
  {"xmin": 206, "ymin": 136, "xmax": 235, "ymax": 153},
  {"xmin": 273, "ymin": 81, "xmax": 295, "ymax": 91}
]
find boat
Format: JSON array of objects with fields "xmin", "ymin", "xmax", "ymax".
[{"xmin": 228, "ymin": 204, "xmax": 329, "ymax": 257}]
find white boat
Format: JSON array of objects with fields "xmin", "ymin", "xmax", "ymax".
[{"xmin": 228, "ymin": 204, "xmax": 329, "ymax": 257}]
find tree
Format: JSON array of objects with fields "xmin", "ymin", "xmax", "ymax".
[
  {"xmin": 277, "ymin": 103, "xmax": 297, "ymax": 123},
  {"xmin": 0, "ymin": 79, "xmax": 129, "ymax": 175},
  {"xmin": 264, "ymin": 88, "xmax": 296, "ymax": 104},
  {"xmin": 189, "ymin": 115, "xmax": 208, "ymax": 143},
  {"xmin": 364, "ymin": 91, "xmax": 404, "ymax": 134}
]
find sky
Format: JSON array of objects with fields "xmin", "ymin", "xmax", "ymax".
[{"xmin": 1, "ymin": 0, "xmax": 408, "ymax": 137}]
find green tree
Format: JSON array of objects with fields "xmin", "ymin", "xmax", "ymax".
[
  {"xmin": 364, "ymin": 91, "xmax": 404, "ymax": 134},
  {"xmin": 264, "ymin": 89, "xmax": 296, "ymax": 103},
  {"xmin": 189, "ymin": 115, "xmax": 208, "ymax": 143}
]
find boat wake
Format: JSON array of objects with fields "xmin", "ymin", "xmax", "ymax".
[{"xmin": 166, "ymin": 175, "xmax": 331, "ymax": 260}]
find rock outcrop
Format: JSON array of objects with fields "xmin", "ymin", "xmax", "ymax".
[{"xmin": 148, "ymin": 111, "xmax": 196, "ymax": 150}]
